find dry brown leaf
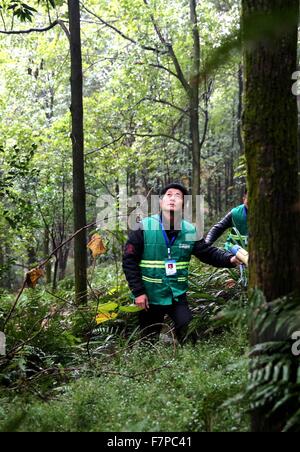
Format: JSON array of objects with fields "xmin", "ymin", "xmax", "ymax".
[
  {"xmin": 87, "ymin": 233, "xmax": 107, "ymax": 258},
  {"xmin": 26, "ymin": 268, "xmax": 44, "ymax": 288},
  {"xmin": 225, "ymin": 279, "xmax": 236, "ymax": 289}
]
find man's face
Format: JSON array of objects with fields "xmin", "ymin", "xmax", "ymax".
[
  {"xmin": 243, "ymin": 193, "xmax": 248, "ymax": 209},
  {"xmin": 160, "ymin": 188, "xmax": 184, "ymax": 213}
]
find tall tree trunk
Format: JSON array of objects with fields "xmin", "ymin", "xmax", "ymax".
[
  {"xmin": 297, "ymin": 61, "xmax": 300, "ymax": 189},
  {"xmin": 43, "ymin": 228, "xmax": 52, "ymax": 284},
  {"xmin": 0, "ymin": 246, "xmax": 4, "ymax": 288},
  {"xmin": 68, "ymin": 0, "xmax": 87, "ymax": 304},
  {"xmin": 52, "ymin": 256, "xmax": 59, "ymax": 291},
  {"xmin": 214, "ymin": 179, "xmax": 219, "ymax": 216},
  {"xmin": 217, "ymin": 176, "xmax": 222, "ymax": 215},
  {"xmin": 0, "ymin": 245, "xmax": 11, "ymax": 290},
  {"xmin": 190, "ymin": 0, "xmax": 201, "ymax": 221},
  {"xmin": 190, "ymin": 97, "xmax": 200, "ymax": 220},
  {"xmin": 58, "ymin": 245, "xmax": 70, "ymax": 281},
  {"xmin": 237, "ymin": 64, "xmax": 244, "ymax": 155},
  {"xmin": 243, "ymin": 0, "xmax": 300, "ymax": 299},
  {"xmin": 242, "ymin": 0, "xmax": 300, "ymax": 432},
  {"xmin": 225, "ymin": 160, "xmax": 230, "ymax": 209},
  {"xmin": 27, "ymin": 246, "xmax": 37, "ymax": 267},
  {"xmin": 207, "ymin": 177, "xmax": 212, "ymax": 219}
]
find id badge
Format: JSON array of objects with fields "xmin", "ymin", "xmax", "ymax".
[{"xmin": 165, "ymin": 260, "xmax": 177, "ymax": 276}]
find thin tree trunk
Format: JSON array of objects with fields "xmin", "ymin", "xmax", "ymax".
[
  {"xmin": 43, "ymin": 227, "xmax": 52, "ymax": 284},
  {"xmin": 58, "ymin": 245, "xmax": 70, "ymax": 281},
  {"xmin": 27, "ymin": 246, "xmax": 37, "ymax": 267},
  {"xmin": 0, "ymin": 246, "xmax": 11, "ymax": 290},
  {"xmin": 68, "ymin": 0, "xmax": 87, "ymax": 304},
  {"xmin": 52, "ymin": 256, "xmax": 59, "ymax": 291},
  {"xmin": 217, "ymin": 176, "xmax": 221, "ymax": 214},
  {"xmin": 190, "ymin": 0, "xmax": 201, "ymax": 221},
  {"xmin": 0, "ymin": 246, "xmax": 4, "ymax": 288},
  {"xmin": 207, "ymin": 178, "xmax": 212, "ymax": 219},
  {"xmin": 190, "ymin": 99, "xmax": 200, "ymax": 219}
]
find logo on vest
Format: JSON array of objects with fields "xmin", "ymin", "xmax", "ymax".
[{"xmin": 179, "ymin": 244, "xmax": 191, "ymax": 249}]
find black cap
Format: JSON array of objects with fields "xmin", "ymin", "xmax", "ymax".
[{"xmin": 160, "ymin": 183, "xmax": 189, "ymax": 198}]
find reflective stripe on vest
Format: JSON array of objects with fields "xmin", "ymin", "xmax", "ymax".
[
  {"xmin": 141, "ymin": 275, "xmax": 188, "ymax": 284},
  {"xmin": 140, "ymin": 260, "xmax": 190, "ymax": 269}
]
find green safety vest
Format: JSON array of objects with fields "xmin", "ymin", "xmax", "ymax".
[
  {"xmin": 140, "ymin": 215, "xmax": 197, "ymax": 306},
  {"xmin": 224, "ymin": 204, "xmax": 248, "ymax": 251}
]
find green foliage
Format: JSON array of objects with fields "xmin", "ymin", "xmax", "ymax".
[
  {"xmin": 0, "ymin": 329, "xmax": 248, "ymax": 432},
  {"xmin": 6, "ymin": 1, "xmax": 37, "ymax": 22},
  {"xmin": 234, "ymin": 154, "xmax": 247, "ymax": 181},
  {"xmin": 0, "ymin": 258, "xmax": 250, "ymax": 432},
  {"xmin": 0, "ymin": 287, "xmax": 82, "ymax": 389},
  {"xmin": 3, "ymin": 0, "xmax": 295, "ymax": 433},
  {"xmin": 0, "ymin": 143, "xmax": 38, "ymax": 228},
  {"xmin": 184, "ymin": 259, "xmax": 248, "ymax": 340},
  {"xmin": 0, "ymin": 0, "xmax": 57, "ymax": 23},
  {"xmin": 0, "ymin": 0, "xmax": 243, "ymax": 287},
  {"xmin": 227, "ymin": 290, "xmax": 300, "ymax": 432}
]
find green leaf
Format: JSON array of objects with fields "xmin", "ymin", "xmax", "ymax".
[
  {"xmin": 119, "ymin": 305, "xmax": 142, "ymax": 313},
  {"xmin": 283, "ymin": 408, "xmax": 300, "ymax": 432},
  {"xmin": 98, "ymin": 302, "xmax": 119, "ymax": 313}
]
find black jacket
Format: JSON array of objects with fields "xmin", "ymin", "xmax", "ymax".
[
  {"xmin": 205, "ymin": 212, "xmax": 233, "ymax": 245},
  {"xmin": 122, "ymin": 223, "xmax": 235, "ymax": 298}
]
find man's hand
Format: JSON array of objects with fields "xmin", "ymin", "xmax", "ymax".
[
  {"xmin": 230, "ymin": 256, "xmax": 243, "ymax": 266},
  {"xmin": 135, "ymin": 294, "xmax": 149, "ymax": 311}
]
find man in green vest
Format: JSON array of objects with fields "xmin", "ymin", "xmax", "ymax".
[
  {"xmin": 205, "ymin": 191, "xmax": 248, "ymax": 250},
  {"xmin": 123, "ymin": 183, "xmax": 240, "ymax": 342}
]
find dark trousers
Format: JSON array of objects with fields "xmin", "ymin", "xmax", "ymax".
[{"xmin": 139, "ymin": 299, "xmax": 193, "ymax": 343}]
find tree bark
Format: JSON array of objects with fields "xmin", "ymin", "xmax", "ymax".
[
  {"xmin": 52, "ymin": 256, "xmax": 59, "ymax": 291},
  {"xmin": 27, "ymin": 246, "xmax": 37, "ymax": 267},
  {"xmin": 68, "ymin": 0, "xmax": 87, "ymax": 304},
  {"xmin": 190, "ymin": 0, "xmax": 201, "ymax": 221},
  {"xmin": 243, "ymin": 0, "xmax": 300, "ymax": 299},
  {"xmin": 43, "ymin": 227, "xmax": 52, "ymax": 284},
  {"xmin": 237, "ymin": 64, "xmax": 244, "ymax": 154},
  {"xmin": 0, "ymin": 245, "xmax": 11, "ymax": 290},
  {"xmin": 242, "ymin": 0, "xmax": 300, "ymax": 432},
  {"xmin": 58, "ymin": 245, "xmax": 70, "ymax": 281}
]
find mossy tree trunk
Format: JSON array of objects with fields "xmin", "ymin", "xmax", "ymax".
[
  {"xmin": 242, "ymin": 0, "xmax": 300, "ymax": 432},
  {"xmin": 243, "ymin": 0, "xmax": 300, "ymax": 299}
]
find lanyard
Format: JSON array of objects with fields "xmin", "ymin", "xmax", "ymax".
[{"xmin": 160, "ymin": 220, "xmax": 176, "ymax": 259}]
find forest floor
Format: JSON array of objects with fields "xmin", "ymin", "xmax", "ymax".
[
  {"xmin": 0, "ymin": 262, "xmax": 250, "ymax": 432},
  {"xmin": 0, "ymin": 328, "xmax": 249, "ymax": 432}
]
